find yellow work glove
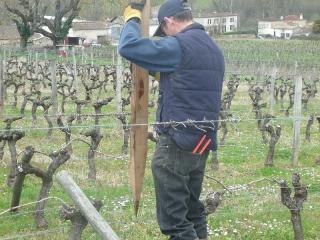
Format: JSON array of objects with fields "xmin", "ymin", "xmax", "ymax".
[
  {"xmin": 124, "ymin": 0, "xmax": 146, "ymax": 22},
  {"xmin": 124, "ymin": 5, "xmax": 141, "ymax": 22}
]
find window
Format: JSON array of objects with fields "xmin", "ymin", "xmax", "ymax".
[
  {"xmin": 222, "ymin": 18, "xmax": 226, "ymax": 24},
  {"xmin": 230, "ymin": 25, "xmax": 235, "ymax": 31},
  {"xmin": 230, "ymin": 18, "xmax": 234, "ymax": 22},
  {"xmin": 208, "ymin": 19, "xmax": 212, "ymax": 25},
  {"xmin": 281, "ymin": 33, "xmax": 285, "ymax": 38},
  {"xmin": 286, "ymin": 33, "xmax": 290, "ymax": 38},
  {"xmin": 214, "ymin": 18, "xmax": 219, "ymax": 24},
  {"xmin": 222, "ymin": 26, "xmax": 227, "ymax": 33}
]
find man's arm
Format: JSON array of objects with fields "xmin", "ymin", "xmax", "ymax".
[{"xmin": 119, "ymin": 20, "xmax": 181, "ymax": 73}]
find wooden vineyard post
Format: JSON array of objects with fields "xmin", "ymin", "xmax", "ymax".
[
  {"xmin": 50, "ymin": 61, "xmax": 58, "ymax": 118},
  {"xmin": 130, "ymin": 0, "xmax": 150, "ymax": 216},
  {"xmin": 269, "ymin": 65, "xmax": 278, "ymax": 115},
  {"xmin": 72, "ymin": 47, "xmax": 78, "ymax": 92},
  {"xmin": 116, "ymin": 49, "xmax": 123, "ymax": 113},
  {"xmin": 292, "ymin": 63, "xmax": 302, "ymax": 166},
  {"xmin": 0, "ymin": 58, "xmax": 4, "ymax": 118}
]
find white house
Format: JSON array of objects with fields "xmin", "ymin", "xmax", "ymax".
[
  {"xmin": 149, "ymin": 7, "xmax": 238, "ymax": 36},
  {"xmin": 193, "ymin": 12, "xmax": 238, "ymax": 34},
  {"xmin": 67, "ymin": 21, "xmax": 107, "ymax": 45},
  {"xmin": 258, "ymin": 14, "xmax": 312, "ymax": 39}
]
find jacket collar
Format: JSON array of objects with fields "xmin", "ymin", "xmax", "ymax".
[{"xmin": 179, "ymin": 22, "xmax": 205, "ymax": 34}]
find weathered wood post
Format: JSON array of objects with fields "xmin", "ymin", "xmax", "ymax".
[
  {"xmin": 116, "ymin": 49, "xmax": 123, "ymax": 114},
  {"xmin": 81, "ymin": 47, "xmax": 84, "ymax": 64},
  {"xmin": 0, "ymin": 58, "xmax": 4, "ymax": 118},
  {"xmin": 3, "ymin": 49, "xmax": 7, "ymax": 100},
  {"xmin": 33, "ymin": 52, "xmax": 39, "ymax": 94},
  {"xmin": 91, "ymin": 48, "xmax": 94, "ymax": 66},
  {"xmin": 72, "ymin": 47, "xmax": 79, "ymax": 96},
  {"xmin": 28, "ymin": 50, "xmax": 32, "ymax": 62},
  {"xmin": 50, "ymin": 61, "xmax": 58, "ymax": 117},
  {"xmin": 129, "ymin": 0, "xmax": 150, "ymax": 216},
  {"xmin": 292, "ymin": 63, "xmax": 302, "ymax": 166},
  {"xmin": 44, "ymin": 48, "xmax": 47, "ymax": 60},
  {"xmin": 56, "ymin": 170, "xmax": 119, "ymax": 240},
  {"xmin": 269, "ymin": 66, "xmax": 278, "ymax": 115}
]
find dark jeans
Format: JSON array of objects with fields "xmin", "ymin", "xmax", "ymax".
[{"xmin": 152, "ymin": 134, "xmax": 208, "ymax": 240}]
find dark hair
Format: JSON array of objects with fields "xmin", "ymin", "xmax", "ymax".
[{"xmin": 173, "ymin": 10, "xmax": 193, "ymax": 22}]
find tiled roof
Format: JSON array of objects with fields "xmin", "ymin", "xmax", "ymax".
[
  {"xmin": 283, "ymin": 15, "xmax": 301, "ymax": 21},
  {"xmin": 72, "ymin": 21, "xmax": 106, "ymax": 31},
  {"xmin": 271, "ymin": 22, "xmax": 297, "ymax": 30},
  {"xmin": 260, "ymin": 17, "xmax": 279, "ymax": 22}
]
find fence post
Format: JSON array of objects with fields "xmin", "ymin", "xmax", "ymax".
[
  {"xmin": 0, "ymin": 58, "xmax": 4, "ymax": 118},
  {"xmin": 81, "ymin": 47, "xmax": 84, "ymax": 64},
  {"xmin": 35, "ymin": 52, "xmax": 39, "ymax": 87},
  {"xmin": 72, "ymin": 47, "xmax": 78, "ymax": 92},
  {"xmin": 269, "ymin": 66, "xmax": 278, "ymax": 115},
  {"xmin": 56, "ymin": 170, "xmax": 120, "ymax": 240},
  {"xmin": 91, "ymin": 47, "xmax": 94, "ymax": 66},
  {"xmin": 292, "ymin": 63, "xmax": 302, "ymax": 166},
  {"xmin": 50, "ymin": 61, "xmax": 58, "ymax": 117},
  {"xmin": 28, "ymin": 49, "xmax": 31, "ymax": 62},
  {"xmin": 116, "ymin": 49, "xmax": 123, "ymax": 113},
  {"xmin": 3, "ymin": 49, "xmax": 7, "ymax": 100}
]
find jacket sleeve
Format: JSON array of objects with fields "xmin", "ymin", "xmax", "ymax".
[{"xmin": 118, "ymin": 20, "xmax": 181, "ymax": 73}]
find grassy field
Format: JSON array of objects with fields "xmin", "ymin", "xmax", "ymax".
[{"xmin": 0, "ymin": 40, "xmax": 320, "ymax": 239}]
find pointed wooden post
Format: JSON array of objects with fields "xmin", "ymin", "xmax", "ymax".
[{"xmin": 129, "ymin": 0, "xmax": 150, "ymax": 216}]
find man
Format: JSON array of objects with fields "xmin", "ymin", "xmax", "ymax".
[{"xmin": 119, "ymin": 0, "xmax": 224, "ymax": 239}]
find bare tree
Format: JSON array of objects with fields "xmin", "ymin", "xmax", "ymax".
[
  {"xmin": 35, "ymin": 0, "xmax": 81, "ymax": 47},
  {"xmin": 5, "ymin": 0, "xmax": 47, "ymax": 48}
]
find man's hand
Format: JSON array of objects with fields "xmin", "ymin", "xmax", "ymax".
[{"xmin": 124, "ymin": 0, "xmax": 146, "ymax": 22}]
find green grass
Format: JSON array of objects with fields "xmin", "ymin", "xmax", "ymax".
[{"xmin": 0, "ymin": 40, "xmax": 320, "ymax": 239}]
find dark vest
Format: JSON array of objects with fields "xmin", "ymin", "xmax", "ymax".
[{"xmin": 156, "ymin": 23, "xmax": 225, "ymax": 151}]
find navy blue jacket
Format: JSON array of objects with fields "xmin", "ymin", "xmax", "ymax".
[{"xmin": 119, "ymin": 20, "xmax": 224, "ymax": 151}]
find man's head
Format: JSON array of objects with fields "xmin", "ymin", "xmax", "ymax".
[{"xmin": 154, "ymin": 0, "xmax": 193, "ymax": 37}]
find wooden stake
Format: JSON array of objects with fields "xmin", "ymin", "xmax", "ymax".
[
  {"xmin": 50, "ymin": 61, "xmax": 58, "ymax": 117},
  {"xmin": 72, "ymin": 47, "xmax": 78, "ymax": 92},
  {"xmin": 269, "ymin": 66, "xmax": 278, "ymax": 115},
  {"xmin": 116, "ymin": 48, "xmax": 123, "ymax": 113},
  {"xmin": 129, "ymin": 0, "xmax": 150, "ymax": 216},
  {"xmin": 0, "ymin": 59, "xmax": 4, "ymax": 118},
  {"xmin": 292, "ymin": 63, "xmax": 302, "ymax": 166}
]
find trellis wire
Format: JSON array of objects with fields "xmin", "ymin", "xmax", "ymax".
[{"xmin": 1, "ymin": 115, "xmax": 320, "ymax": 133}]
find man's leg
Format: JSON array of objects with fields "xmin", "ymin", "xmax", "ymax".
[
  {"xmin": 151, "ymin": 134, "xmax": 198, "ymax": 240},
  {"xmin": 186, "ymin": 151, "xmax": 209, "ymax": 239}
]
